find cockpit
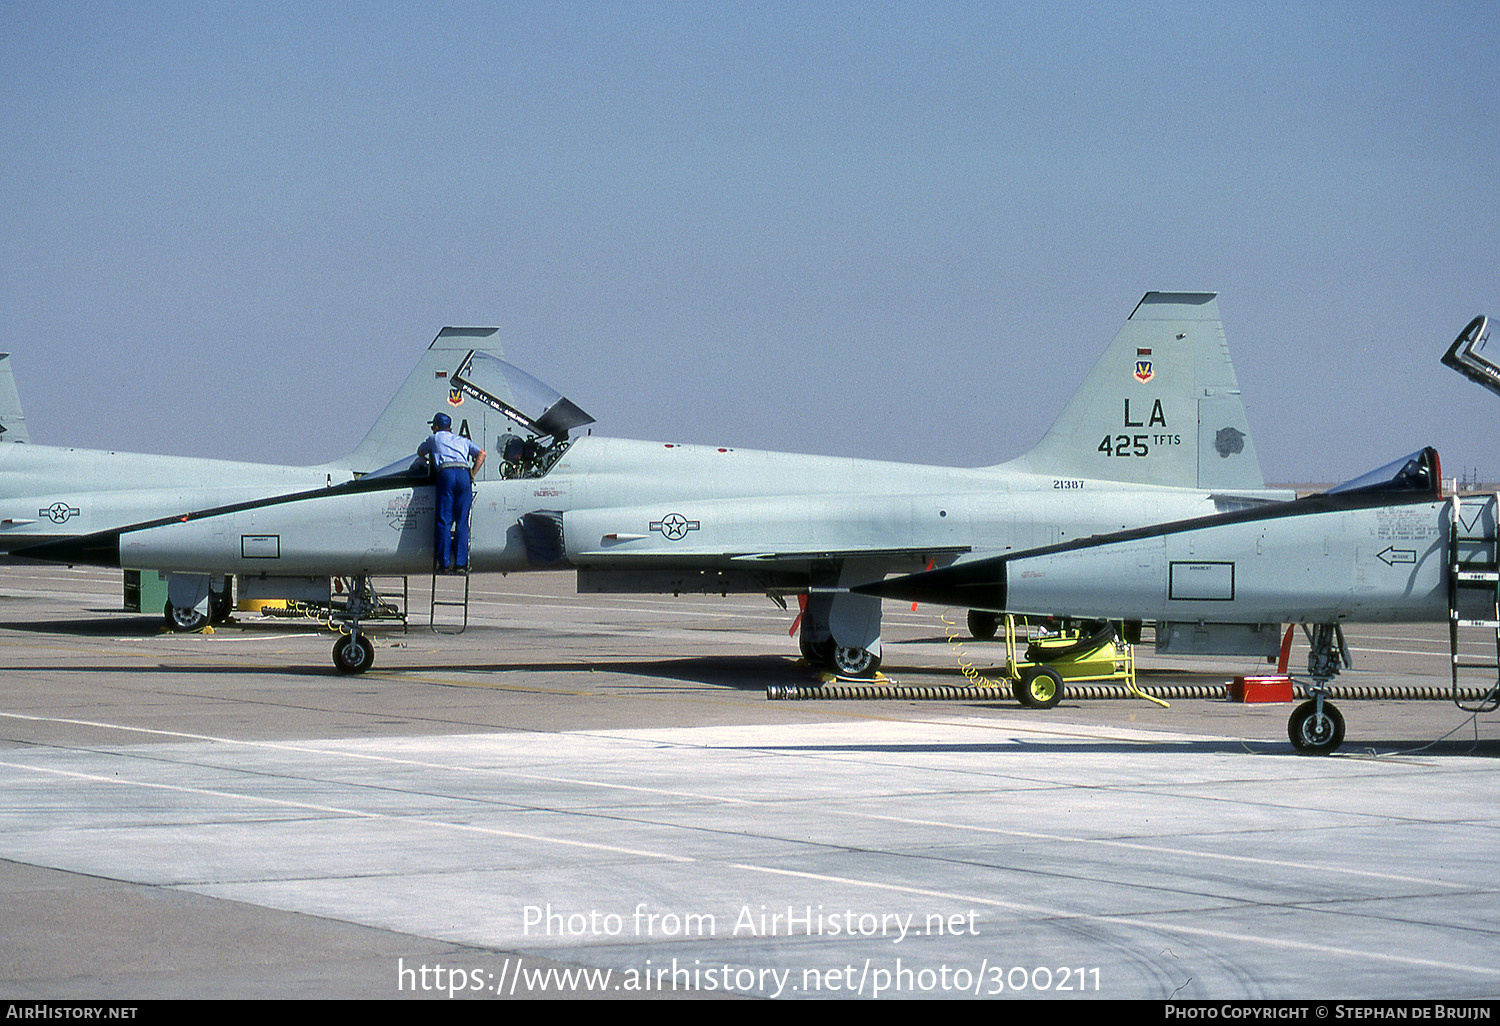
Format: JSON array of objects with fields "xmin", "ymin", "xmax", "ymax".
[{"xmin": 359, "ymin": 351, "xmax": 595, "ymax": 484}]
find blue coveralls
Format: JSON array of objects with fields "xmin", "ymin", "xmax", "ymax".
[{"xmin": 419, "ymin": 430, "xmax": 483, "ymax": 570}]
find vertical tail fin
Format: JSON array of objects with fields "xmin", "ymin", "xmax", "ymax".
[
  {"xmin": 0, "ymin": 353, "xmax": 29, "ymax": 443},
  {"xmin": 1001, "ymin": 292, "xmax": 1267, "ymax": 490},
  {"xmin": 341, "ymin": 328, "xmax": 506, "ymax": 475}
]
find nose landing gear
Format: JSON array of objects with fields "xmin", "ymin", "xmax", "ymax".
[
  {"xmin": 1288, "ymin": 624, "xmax": 1350, "ymax": 755},
  {"xmin": 1288, "ymin": 694, "xmax": 1346, "ymax": 754}
]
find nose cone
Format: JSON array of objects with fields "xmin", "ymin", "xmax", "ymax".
[
  {"xmin": 854, "ymin": 557, "xmax": 1007, "ymax": 610},
  {"xmin": 14, "ymin": 529, "xmax": 123, "ymax": 568}
]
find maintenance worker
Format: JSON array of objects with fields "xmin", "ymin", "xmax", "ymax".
[{"xmin": 417, "ymin": 413, "xmax": 486, "ymax": 573}]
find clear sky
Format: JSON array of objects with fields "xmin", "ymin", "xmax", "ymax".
[{"xmin": 3, "ymin": 1, "xmax": 1498, "ymax": 485}]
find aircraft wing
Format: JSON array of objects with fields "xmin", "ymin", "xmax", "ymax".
[
  {"xmin": 522, "ymin": 497, "xmax": 972, "ymax": 570},
  {"xmin": 725, "ymin": 547, "xmax": 970, "ymax": 562}
]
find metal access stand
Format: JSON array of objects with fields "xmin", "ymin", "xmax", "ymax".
[
  {"xmin": 1439, "ymin": 314, "xmax": 1500, "ymax": 715},
  {"xmin": 1447, "ymin": 491, "xmax": 1500, "ymax": 714}
]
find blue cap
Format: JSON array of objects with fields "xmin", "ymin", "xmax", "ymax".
[{"xmin": 430, "ymin": 412, "xmax": 452, "ymax": 431}]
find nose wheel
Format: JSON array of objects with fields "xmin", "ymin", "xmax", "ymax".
[
  {"xmin": 1288, "ymin": 698, "xmax": 1344, "ymax": 754},
  {"xmin": 1287, "ymin": 626, "xmax": 1348, "ymax": 754},
  {"xmin": 333, "ymin": 632, "xmax": 375, "ymax": 675},
  {"xmin": 327, "ymin": 574, "xmax": 385, "ymax": 675}
]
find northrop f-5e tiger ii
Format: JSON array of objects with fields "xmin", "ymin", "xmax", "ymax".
[{"xmin": 11, "ymin": 292, "xmax": 1303, "ymax": 679}]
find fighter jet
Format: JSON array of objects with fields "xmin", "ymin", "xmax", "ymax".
[
  {"xmin": 0, "ymin": 327, "xmax": 511, "ymax": 627},
  {"xmin": 856, "ymin": 444, "xmax": 1479, "ymax": 747},
  {"xmin": 16, "ymin": 292, "xmax": 1298, "ymax": 674},
  {"xmin": 858, "ymin": 315, "xmax": 1500, "ymax": 753}
]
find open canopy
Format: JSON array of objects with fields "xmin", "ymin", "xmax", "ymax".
[
  {"xmin": 452, "ymin": 351, "xmax": 595, "ymax": 441},
  {"xmin": 1442, "ymin": 315, "xmax": 1497, "ymax": 397}
]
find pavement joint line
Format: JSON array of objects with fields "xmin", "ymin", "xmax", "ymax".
[
  {"xmin": 0, "ymin": 709, "xmax": 1477, "ymax": 892},
  {"xmin": 729, "ymin": 863, "xmax": 1500, "ymax": 979},
  {"xmin": 0, "ymin": 756, "xmax": 698, "ymax": 865}
]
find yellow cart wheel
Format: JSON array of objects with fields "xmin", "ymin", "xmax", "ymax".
[{"xmin": 1014, "ymin": 665, "xmax": 1063, "ymax": 709}]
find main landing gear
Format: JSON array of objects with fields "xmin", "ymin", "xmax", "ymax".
[
  {"xmin": 162, "ymin": 577, "xmax": 232, "ymax": 632},
  {"xmin": 799, "ymin": 620, "xmax": 883, "ymax": 679},
  {"xmin": 831, "ymin": 643, "xmax": 881, "ymax": 679},
  {"xmin": 164, "ymin": 599, "xmax": 210, "ymax": 633},
  {"xmin": 797, "ymin": 589, "xmax": 883, "ymax": 680},
  {"xmin": 967, "ymin": 610, "xmax": 1000, "ymax": 640}
]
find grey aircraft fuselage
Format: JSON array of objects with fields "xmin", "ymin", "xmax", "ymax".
[
  {"xmin": 0, "ymin": 327, "xmax": 510, "ymax": 556},
  {"xmin": 862, "ymin": 465, "xmax": 1488, "ymax": 631},
  {"xmin": 12, "ymin": 293, "xmax": 1299, "ymax": 675},
  {"xmin": 0, "ymin": 444, "xmax": 343, "ymax": 552},
  {"xmin": 105, "ymin": 435, "xmax": 1250, "ymax": 582}
]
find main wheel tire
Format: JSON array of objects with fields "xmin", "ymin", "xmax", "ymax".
[
  {"xmin": 1013, "ymin": 666, "xmax": 1064, "ymax": 709},
  {"xmin": 332, "ymin": 634, "xmax": 375, "ymax": 675},
  {"xmin": 967, "ymin": 610, "xmax": 1000, "ymax": 640},
  {"xmin": 1288, "ymin": 700, "xmax": 1345, "ymax": 754},
  {"xmin": 164, "ymin": 600, "xmax": 209, "ymax": 632},
  {"xmin": 799, "ymin": 633, "xmax": 834, "ymax": 667},
  {"xmin": 832, "ymin": 645, "xmax": 881, "ymax": 679}
]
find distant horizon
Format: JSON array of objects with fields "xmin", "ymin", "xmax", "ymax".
[{"xmin": 5, "ymin": 3, "xmax": 1498, "ymax": 484}]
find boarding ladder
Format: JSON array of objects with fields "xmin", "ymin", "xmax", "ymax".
[
  {"xmin": 1446, "ymin": 492, "xmax": 1500, "ymax": 712},
  {"xmin": 429, "ymin": 568, "xmax": 471, "ymax": 634},
  {"xmin": 428, "ymin": 488, "xmax": 476, "ymax": 635}
]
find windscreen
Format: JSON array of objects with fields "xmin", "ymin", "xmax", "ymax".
[
  {"xmin": 1325, "ymin": 447, "xmax": 1441, "ymax": 497},
  {"xmin": 360, "ymin": 455, "xmax": 432, "ymax": 481}
]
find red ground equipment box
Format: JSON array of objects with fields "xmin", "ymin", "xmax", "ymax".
[{"xmin": 1228, "ymin": 675, "xmax": 1295, "ymax": 703}]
